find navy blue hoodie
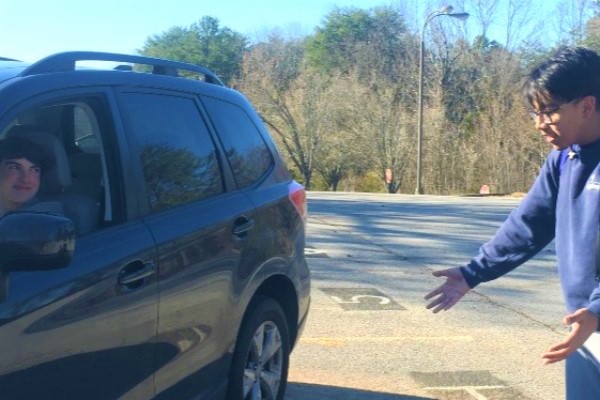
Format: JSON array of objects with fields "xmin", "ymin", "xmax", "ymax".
[{"xmin": 461, "ymin": 138, "xmax": 600, "ymax": 319}]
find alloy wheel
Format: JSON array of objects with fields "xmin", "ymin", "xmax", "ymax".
[{"xmin": 242, "ymin": 321, "xmax": 283, "ymax": 400}]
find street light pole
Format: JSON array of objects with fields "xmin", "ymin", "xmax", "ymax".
[{"xmin": 415, "ymin": 5, "xmax": 469, "ymax": 195}]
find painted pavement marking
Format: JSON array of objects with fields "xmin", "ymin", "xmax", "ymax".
[
  {"xmin": 411, "ymin": 371, "xmax": 532, "ymax": 400},
  {"xmin": 320, "ymin": 287, "xmax": 405, "ymax": 310}
]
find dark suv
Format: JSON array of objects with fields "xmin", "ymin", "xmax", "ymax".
[{"xmin": 0, "ymin": 52, "xmax": 310, "ymax": 400}]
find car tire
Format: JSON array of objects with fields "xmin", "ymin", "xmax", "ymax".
[{"xmin": 227, "ymin": 297, "xmax": 290, "ymax": 400}]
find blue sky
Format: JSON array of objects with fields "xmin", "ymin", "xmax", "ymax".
[
  {"xmin": 1, "ymin": 0, "xmax": 568, "ymax": 62},
  {"xmin": 2, "ymin": 0, "xmax": 391, "ymax": 62}
]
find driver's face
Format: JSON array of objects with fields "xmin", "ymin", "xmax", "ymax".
[{"xmin": 0, "ymin": 158, "xmax": 41, "ymax": 211}]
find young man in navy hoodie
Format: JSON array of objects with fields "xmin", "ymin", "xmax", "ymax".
[{"xmin": 425, "ymin": 46, "xmax": 600, "ymax": 399}]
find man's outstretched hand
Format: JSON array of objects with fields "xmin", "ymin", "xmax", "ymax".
[
  {"xmin": 425, "ymin": 267, "xmax": 471, "ymax": 313},
  {"xmin": 542, "ymin": 308, "xmax": 599, "ymax": 364}
]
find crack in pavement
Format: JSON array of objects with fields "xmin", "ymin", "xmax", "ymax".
[{"xmin": 309, "ymin": 215, "xmax": 564, "ymax": 337}]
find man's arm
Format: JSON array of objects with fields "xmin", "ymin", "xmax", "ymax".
[
  {"xmin": 460, "ymin": 155, "xmax": 559, "ymax": 288},
  {"xmin": 426, "ymin": 153, "xmax": 560, "ymax": 311}
]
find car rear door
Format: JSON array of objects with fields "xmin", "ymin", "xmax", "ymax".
[{"xmin": 116, "ymin": 89, "xmax": 261, "ymax": 399}]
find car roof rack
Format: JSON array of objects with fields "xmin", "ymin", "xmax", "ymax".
[{"xmin": 19, "ymin": 51, "xmax": 225, "ymax": 86}]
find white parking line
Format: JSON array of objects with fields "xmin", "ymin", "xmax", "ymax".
[
  {"xmin": 423, "ymin": 386, "xmax": 506, "ymax": 400},
  {"xmin": 301, "ymin": 335, "xmax": 473, "ymax": 343}
]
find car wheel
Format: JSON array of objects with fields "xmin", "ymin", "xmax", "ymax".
[{"xmin": 227, "ymin": 297, "xmax": 290, "ymax": 400}]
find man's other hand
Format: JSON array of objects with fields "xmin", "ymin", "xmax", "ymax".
[{"xmin": 542, "ymin": 308, "xmax": 599, "ymax": 364}]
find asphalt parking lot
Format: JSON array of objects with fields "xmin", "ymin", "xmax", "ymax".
[{"xmin": 286, "ymin": 192, "xmax": 566, "ymax": 400}]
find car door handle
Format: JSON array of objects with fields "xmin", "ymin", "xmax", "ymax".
[
  {"xmin": 118, "ymin": 261, "xmax": 155, "ymax": 287},
  {"xmin": 233, "ymin": 216, "xmax": 255, "ymax": 238}
]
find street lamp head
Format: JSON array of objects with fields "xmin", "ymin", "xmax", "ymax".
[
  {"xmin": 449, "ymin": 12, "xmax": 470, "ymax": 21},
  {"xmin": 437, "ymin": 6, "xmax": 469, "ymax": 21}
]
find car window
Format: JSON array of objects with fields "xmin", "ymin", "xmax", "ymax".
[
  {"xmin": 201, "ymin": 97, "xmax": 273, "ymax": 189},
  {"xmin": 73, "ymin": 106, "xmax": 100, "ymax": 153},
  {"xmin": 119, "ymin": 92, "xmax": 224, "ymax": 212},
  {"xmin": 0, "ymin": 97, "xmax": 118, "ymax": 235}
]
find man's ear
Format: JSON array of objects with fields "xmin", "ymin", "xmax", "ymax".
[{"xmin": 582, "ymin": 95, "xmax": 597, "ymax": 117}]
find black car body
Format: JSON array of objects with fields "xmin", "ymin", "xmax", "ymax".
[{"xmin": 0, "ymin": 52, "xmax": 310, "ymax": 400}]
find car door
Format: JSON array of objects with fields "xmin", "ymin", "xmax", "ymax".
[
  {"xmin": 0, "ymin": 93, "xmax": 160, "ymax": 400},
  {"xmin": 116, "ymin": 89, "xmax": 261, "ymax": 399}
]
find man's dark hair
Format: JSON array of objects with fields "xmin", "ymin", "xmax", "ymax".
[
  {"xmin": 0, "ymin": 136, "xmax": 49, "ymax": 169},
  {"xmin": 523, "ymin": 46, "xmax": 600, "ymax": 110}
]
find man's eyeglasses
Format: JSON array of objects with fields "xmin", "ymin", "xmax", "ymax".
[{"xmin": 528, "ymin": 98, "xmax": 581, "ymax": 124}]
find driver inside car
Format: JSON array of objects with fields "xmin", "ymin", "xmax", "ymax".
[{"xmin": 0, "ymin": 136, "xmax": 60, "ymax": 217}]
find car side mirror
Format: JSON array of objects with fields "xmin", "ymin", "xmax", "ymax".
[{"xmin": 0, "ymin": 212, "xmax": 76, "ymax": 271}]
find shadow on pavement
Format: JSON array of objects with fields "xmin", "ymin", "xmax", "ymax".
[{"xmin": 286, "ymin": 382, "xmax": 435, "ymax": 400}]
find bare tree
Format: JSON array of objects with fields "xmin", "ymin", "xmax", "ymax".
[
  {"xmin": 237, "ymin": 34, "xmax": 330, "ymax": 189},
  {"xmin": 311, "ymin": 75, "xmax": 371, "ymax": 191},
  {"xmin": 555, "ymin": 0, "xmax": 595, "ymax": 44}
]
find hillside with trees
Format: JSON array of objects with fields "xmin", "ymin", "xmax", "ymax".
[{"xmin": 139, "ymin": 0, "xmax": 600, "ymax": 194}]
